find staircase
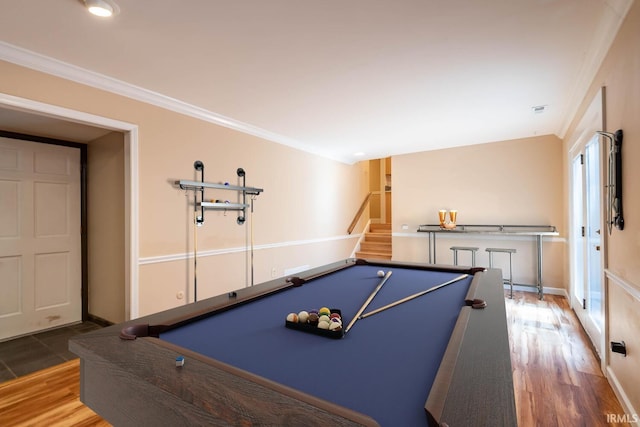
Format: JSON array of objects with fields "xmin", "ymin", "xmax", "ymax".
[{"xmin": 356, "ymin": 223, "xmax": 392, "ymax": 260}]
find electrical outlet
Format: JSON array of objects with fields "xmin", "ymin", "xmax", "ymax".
[{"xmin": 271, "ymin": 267, "xmax": 277, "ymax": 278}]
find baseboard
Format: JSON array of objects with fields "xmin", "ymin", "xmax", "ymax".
[
  {"xmin": 541, "ymin": 285, "xmax": 568, "ymax": 298},
  {"xmin": 606, "ymin": 365, "xmax": 640, "ymax": 426},
  {"xmin": 87, "ymin": 314, "xmax": 114, "ymax": 327},
  {"xmin": 504, "ymin": 283, "xmax": 568, "ymax": 298}
]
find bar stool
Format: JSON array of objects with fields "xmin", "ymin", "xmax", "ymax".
[
  {"xmin": 485, "ymin": 248, "xmax": 516, "ymax": 298},
  {"xmin": 450, "ymin": 246, "xmax": 479, "ymax": 267}
]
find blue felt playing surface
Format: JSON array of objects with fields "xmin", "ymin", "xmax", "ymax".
[{"xmin": 161, "ymin": 264, "xmax": 472, "ymax": 426}]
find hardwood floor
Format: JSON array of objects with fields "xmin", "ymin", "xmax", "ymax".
[
  {"xmin": 506, "ymin": 291, "xmax": 629, "ymax": 427},
  {"xmin": 0, "ymin": 291, "xmax": 629, "ymax": 426},
  {"xmin": 0, "ymin": 359, "xmax": 108, "ymax": 427}
]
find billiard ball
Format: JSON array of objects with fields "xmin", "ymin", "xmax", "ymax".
[
  {"xmin": 286, "ymin": 313, "xmax": 298, "ymax": 323},
  {"xmin": 307, "ymin": 313, "xmax": 319, "ymax": 325},
  {"xmin": 377, "ymin": 270, "xmax": 385, "ymax": 277},
  {"xmin": 329, "ymin": 313, "xmax": 341, "ymax": 320},
  {"xmin": 298, "ymin": 310, "xmax": 309, "ymax": 323},
  {"xmin": 318, "ymin": 307, "xmax": 331, "ymax": 316},
  {"xmin": 329, "ymin": 322, "xmax": 342, "ymax": 332},
  {"xmin": 318, "ymin": 315, "xmax": 330, "ymax": 324},
  {"xmin": 317, "ymin": 320, "xmax": 330, "ymax": 330}
]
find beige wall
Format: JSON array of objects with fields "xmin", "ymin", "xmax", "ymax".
[
  {"xmin": 0, "ymin": 60, "xmax": 370, "ymax": 320},
  {"xmin": 392, "ymin": 135, "xmax": 565, "ymax": 289},
  {"xmin": 563, "ymin": 1, "xmax": 640, "ymax": 416},
  {"xmin": 87, "ymin": 132, "xmax": 125, "ymax": 322}
]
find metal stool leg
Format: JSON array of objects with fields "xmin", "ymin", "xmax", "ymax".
[
  {"xmin": 451, "ymin": 246, "xmax": 479, "ymax": 267},
  {"xmin": 486, "ymin": 248, "xmax": 516, "ymax": 299}
]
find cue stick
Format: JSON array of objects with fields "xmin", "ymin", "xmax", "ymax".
[
  {"xmin": 359, "ymin": 274, "xmax": 468, "ymax": 319},
  {"xmin": 344, "ymin": 270, "xmax": 393, "ymax": 334}
]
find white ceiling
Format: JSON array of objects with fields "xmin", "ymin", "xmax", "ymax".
[{"xmin": 0, "ymin": 0, "xmax": 633, "ymax": 163}]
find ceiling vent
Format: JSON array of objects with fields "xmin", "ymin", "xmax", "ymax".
[{"xmin": 532, "ymin": 105, "xmax": 547, "ymax": 114}]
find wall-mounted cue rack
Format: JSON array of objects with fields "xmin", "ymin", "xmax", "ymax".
[
  {"xmin": 175, "ymin": 161, "xmax": 264, "ymax": 300},
  {"xmin": 175, "ymin": 161, "xmax": 264, "ymax": 225},
  {"xmin": 597, "ymin": 129, "xmax": 624, "ymax": 234}
]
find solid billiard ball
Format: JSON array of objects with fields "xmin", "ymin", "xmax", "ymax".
[
  {"xmin": 298, "ymin": 310, "xmax": 309, "ymax": 323},
  {"xmin": 318, "ymin": 307, "xmax": 331, "ymax": 316},
  {"xmin": 377, "ymin": 270, "xmax": 385, "ymax": 277},
  {"xmin": 286, "ymin": 313, "xmax": 298, "ymax": 323},
  {"xmin": 307, "ymin": 313, "xmax": 319, "ymax": 325}
]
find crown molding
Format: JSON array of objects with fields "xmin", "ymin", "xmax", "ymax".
[
  {"xmin": 558, "ymin": 0, "xmax": 634, "ymax": 138},
  {"xmin": 0, "ymin": 41, "xmax": 350, "ymax": 164}
]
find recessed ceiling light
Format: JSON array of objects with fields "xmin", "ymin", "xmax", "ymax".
[
  {"xmin": 84, "ymin": 0, "xmax": 120, "ymax": 17},
  {"xmin": 353, "ymin": 152, "xmax": 365, "ymax": 157}
]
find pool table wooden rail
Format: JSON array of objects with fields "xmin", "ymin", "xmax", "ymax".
[{"xmin": 69, "ymin": 259, "xmax": 516, "ymax": 426}]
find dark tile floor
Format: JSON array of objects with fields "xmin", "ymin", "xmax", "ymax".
[{"xmin": 0, "ymin": 322, "xmax": 102, "ymax": 383}]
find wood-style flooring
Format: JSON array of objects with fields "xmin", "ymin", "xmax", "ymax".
[
  {"xmin": 0, "ymin": 359, "xmax": 108, "ymax": 427},
  {"xmin": 506, "ymin": 291, "xmax": 629, "ymax": 427},
  {"xmin": 0, "ymin": 291, "xmax": 630, "ymax": 426}
]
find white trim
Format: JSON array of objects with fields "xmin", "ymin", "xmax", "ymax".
[
  {"xmin": 606, "ymin": 269, "xmax": 640, "ymax": 302},
  {"xmin": 506, "ymin": 284, "xmax": 568, "ymax": 298},
  {"xmin": 0, "ymin": 92, "xmax": 140, "ymax": 321},
  {"xmin": 565, "ymin": 87, "xmax": 608, "ymax": 371},
  {"xmin": 139, "ymin": 233, "xmax": 362, "ymax": 265},
  {"xmin": 0, "ymin": 42, "xmax": 350, "ymax": 164},
  {"xmin": 605, "ymin": 269, "xmax": 640, "ymax": 423},
  {"xmin": 0, "ymin": 92, "xmax": 135, "ymax": 132},
  {"xmin": 124, "ymin": 128, "xmax": 140, "ymax": 320},
  {"xmin": 606, "ymin": 366, "xmax": 640, "ymax": 426}
]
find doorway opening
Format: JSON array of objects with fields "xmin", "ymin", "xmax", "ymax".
[{"xmin": 0, "ymin": 93, "xmax": 139, "ymax": 335}]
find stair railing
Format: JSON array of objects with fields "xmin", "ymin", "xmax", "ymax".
[{"xmin": 348, "ymin": 192, "xmax": 372, "ymax": 235}]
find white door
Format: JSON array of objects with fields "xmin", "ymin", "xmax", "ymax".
[
  {"xmin": 0, "ymin": 137, "xmax": 82, "ymax": 340},
  {"xmin": 570, "ymin": 136, "xmax": 604, "ymax": 357}
]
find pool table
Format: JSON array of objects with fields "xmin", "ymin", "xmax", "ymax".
[{"xmin": 69, "ymin": 259, "xmax": 516, "ymax": 426}]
